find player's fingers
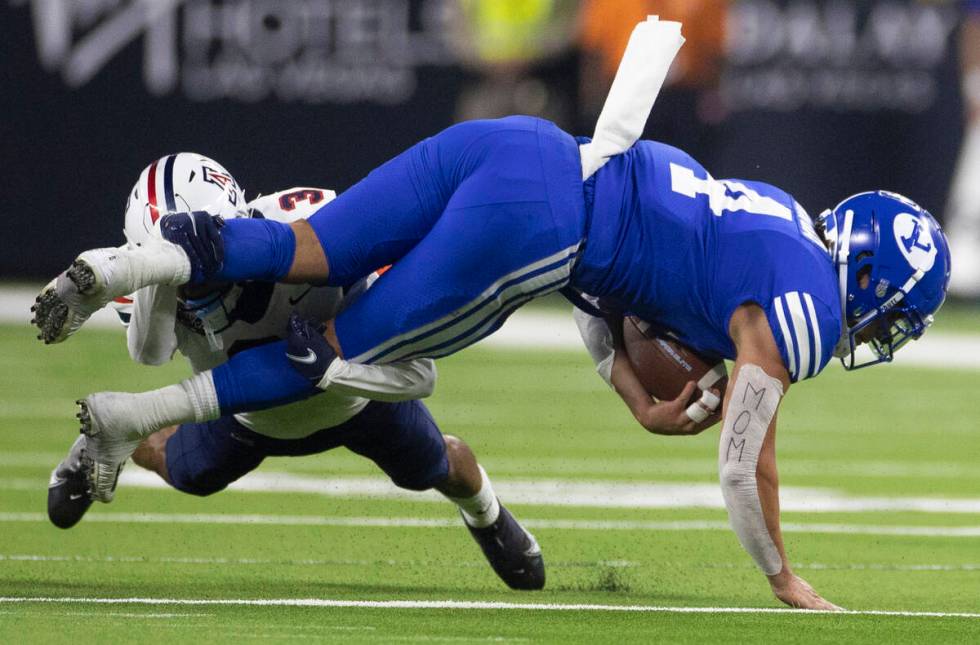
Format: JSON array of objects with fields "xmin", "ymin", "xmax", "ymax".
[
  {"xmin": 683, "ymin": 383, "xmax": 717, "ymax": 425},
  {"xmin": 201, "ymin": 213, "xmax": 225, "ymax": 266},
  {"xmin": 808, "ymin": 595, "xmax": 843, "ymax": 611},
  {"xmin": 699, "ymin": 389, "xmax": 721, "ymax": 412},
  {"xmin": 708, "ymin": 387, "xmax": 723, "ymax": 409},
  {"xmin": 674, "ymin": 381, "xmax": 698, "ymax": 407}
]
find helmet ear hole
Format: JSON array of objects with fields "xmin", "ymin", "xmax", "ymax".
[{"xmin": 857, "ymin": 265, "xmax": 873, "ymax": 290}]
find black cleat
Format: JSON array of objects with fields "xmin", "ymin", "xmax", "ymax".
[
  {"xmin": 465, "ymin": 503, "xmax": 545, "ymax": 590},
  {"xmin": 47, "ymin": 436, "xmax": 94, "ymax": 529},
  {"xmin": 67, "ymin": 258, "xmax": 98, "ymax": 294},
  {"xmin": 32, "ymin": 287, "xmax": 69, "ymax": 345}
]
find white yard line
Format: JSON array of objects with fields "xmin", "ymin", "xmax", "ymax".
[
  {"xmin": 0, "ymin": 596, "xmax": 978, "ymax": 619},
  {"xmin": 0, "ymin": 553, "xmax": 630, "ymax": 568},
  {"xmin": 111, "ymin": 470, "xmax": 980, "ymax": 514},
  {"xmin": 2, "ymin": 553, "xmax": 977, "ymax": 573},
  {"xmin": 3, "ymin": 286, "xmax": 979, "ymax": 368},
  {"xmin": 8, "ymin": 469, "xmax": 980, "ymax": 513},
  {"xmin": 9, "ymin": 466, "xmax": 980, "ymax": 513},
  {"xmin": 7, "ymin": 452, "xmax": 980, "ymax": 481},
  {"xmin": 10, "ymin": 467, "xmax": 980, "ymax": 514},
  {"xmin": 2, "ymin": 512, "xmax": 980, "ymax": 537}
]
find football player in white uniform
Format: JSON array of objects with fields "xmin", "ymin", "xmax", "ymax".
[{"xmin": 46, "ymin": 153, "xmax": 545, "ymax": 591}]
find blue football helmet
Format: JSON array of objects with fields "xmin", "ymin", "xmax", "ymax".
[{"xmin": 816, "ymin": 191, "xmax": 951, "ymax": 370}]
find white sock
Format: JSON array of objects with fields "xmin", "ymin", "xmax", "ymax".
[
  {"xmin": 142, "ymin": 372, "xmax": 219, "ymax": 432},
  {"xmin": 84, "ymin": 241, "xmax": 191, "ymax": 299},
  {"xmin": 447, "ymin": 465, "xmax": 500, "ymax": 528},
  {"xmin": 181, "ymin": 371, "xmax": 221, "ymax": 423},
  {"xmin": 95, "ymin": 372, "xmax": 219, "ymax": 441}
]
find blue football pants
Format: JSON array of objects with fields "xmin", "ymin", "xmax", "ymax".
[{"xmin": 308, "ymin": 116, "xmax": 587, "ymax": 363}]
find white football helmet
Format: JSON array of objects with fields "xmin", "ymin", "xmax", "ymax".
[
  {"xmin": 123, "ymin": 153, "xmax": 247, "ymax": 248},
  {"xmin": 122, "ymin": 153, "xmax": 248, "ymax": 350}
]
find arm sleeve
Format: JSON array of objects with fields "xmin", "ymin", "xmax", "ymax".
[
  {"xmin": 127, "ymin": 284, "xmax": 179, "ymax": 366},
  {"xmin": 324, "ymin": 358, "xmax": 437, "ymax": 401},
  {"xmin": 766, "ymin": 292, "xmax": 839, "ymax": 383},
  {"xmin": 572, "ymin": 307, "xmax": 615, "ymax": 387}
]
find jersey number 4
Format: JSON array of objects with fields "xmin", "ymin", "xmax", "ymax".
[
  {"xmin": 669, "ymin": 163, "xmax": 792, "ymax": 221},
  {"xmin": 670, "ymin": 162, "xmax": 827, "ymax": 252}
]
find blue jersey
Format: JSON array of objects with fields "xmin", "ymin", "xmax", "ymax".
[{"xmin": 573, "ymin": 140, "xmax": 842, "ymax": 382}]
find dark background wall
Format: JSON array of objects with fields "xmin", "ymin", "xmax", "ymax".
[
  {"xmin": 1, "ymin": 0, "xmax": 469, "ymax": 279},
  {"xmin": 1, "ymin": 0, "xmax": 971, "ymax": 281}
]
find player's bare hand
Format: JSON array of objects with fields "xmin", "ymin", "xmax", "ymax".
[
  {"xmin": 768, "ymin": 570, "xmax": 844, "ymax": 611},
  {"xmin": 641, "ymin": 381, "xmax": 708, "ymax": 436}
]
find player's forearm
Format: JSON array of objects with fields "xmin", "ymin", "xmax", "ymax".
[
  {"xmin": 717, "ymin": 364, "xmax": 785, "ymax": 576},
  {"xmin": 756, "ymin": 433, "xmax": 791, "ymax": 578},
  {"xmin": 572, "ymin": 307, "xmax": 660, "ymax": 429},
  {"xmin": 324, "ymin": 358, "xmax": 437, "ymax": 401},
  {"xmin": 609, "ymin": 350, "xmax": 658, "ymax": 428},
  {"xmin": 572, "ymin": 307, "xmax": 617, "ymax": 387}
]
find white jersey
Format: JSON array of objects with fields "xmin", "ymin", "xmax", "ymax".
[{"xmin": 114, "ymin": 187, "xmax": 436, "ymax": 440}]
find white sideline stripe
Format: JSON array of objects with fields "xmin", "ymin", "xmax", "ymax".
[
  {"xmin": 1, "ymin": 596, "xmax": 979, "ymax": 619},
  {"xmin": 11, "ymin": 453, "xmax": 980, "ymax": 480},
  {"xmin": 13, "ymin": 468, "xmax": 980, "ymax": 513},
  {"xmin": 3, "ymin": 286, "xmax": 980, "ymax": 369},
  {"xmin": 3, "ymin": 512, "xmax": 980, "ymax": 536},
  {"xmin": 104, "ymin": 470, "xmax": 980, "ymax": 514}
]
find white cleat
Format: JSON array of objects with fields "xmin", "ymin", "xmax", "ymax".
[
  {"xmin": 32, "ymin": 243, "xmax": 190, "ymax": 344},
  {"xmin": 76, "ymin": 393, "xmax": 147, "ymax": 502},
  {"xmin": 32, "ymin": 251, "xmax": 112, "ymax": 345}
]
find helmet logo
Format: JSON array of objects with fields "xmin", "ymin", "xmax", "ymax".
[
  {"xmin": 894, "ymin": 212, "xmax": 936, "ymax": 272},
  {"xmin": 202, "ymin": 166, "xmax": 240, "ymax": 205},
  {"xmin": 875, "ymin": 279, "xmax": 890, "ymax": 298}
]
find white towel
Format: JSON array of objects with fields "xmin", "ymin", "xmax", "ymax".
[{"xmin": 579, "ymin": 16, "xmax": 685, "ymax": 180}]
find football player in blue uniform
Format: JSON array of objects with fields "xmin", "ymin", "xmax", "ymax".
[{"xmin": 35, "ymin": 116, "xmax": 951, "ymax": 609}]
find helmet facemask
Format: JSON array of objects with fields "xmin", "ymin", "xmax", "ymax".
[{"xmin": 176, "ymin": 283, "xmax": 241, "ymax": 351}]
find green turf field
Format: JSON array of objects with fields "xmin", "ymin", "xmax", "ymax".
[{"xmin": 1, "ymin": 320, "xmax": 979, "ymax": 643}]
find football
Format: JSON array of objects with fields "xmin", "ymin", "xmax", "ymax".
[{"xmin": 622, "ymin": 315, "xmax": 728, "ymax": 406}]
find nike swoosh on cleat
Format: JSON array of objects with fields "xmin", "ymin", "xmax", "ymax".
[
  {"xmin": 286, "ymin": 349, "xmax": 318, "ymax": 365},
  {"xmin": 69, "ymin": 493, "xmax": 84, "ymax": 500},
  {"xmin": 288, "ymin": 287, "xmax": 313, "ymax": 306}
]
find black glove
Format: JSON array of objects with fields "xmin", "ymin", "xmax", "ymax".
[
  {"xmin": 285, "ymin": 313, "xmax": 337, "ymax": 386},
  {"xmin": 160, "ymin": 211, "xmax": 225, "ymax": 284}
]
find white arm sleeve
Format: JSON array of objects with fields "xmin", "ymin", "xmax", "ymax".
[
  {"xmin": 717, "ymin": 364, "xmax": 784, "ymax": 575},
  {"xmin": 320, "ymin": 358, "xmax": 437, "ymax": 402},
  {"xmin": 572, "ymin": 307, "xmax": 615, "ymax": 387},
  {"xmin": 127, "ymin": 284, "xmax": 179, "ymax": 366}
]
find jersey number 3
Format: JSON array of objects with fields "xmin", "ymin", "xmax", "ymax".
[{"xmin": 279, "ymin": 189, "xmax": 325, "ymax": 211}]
